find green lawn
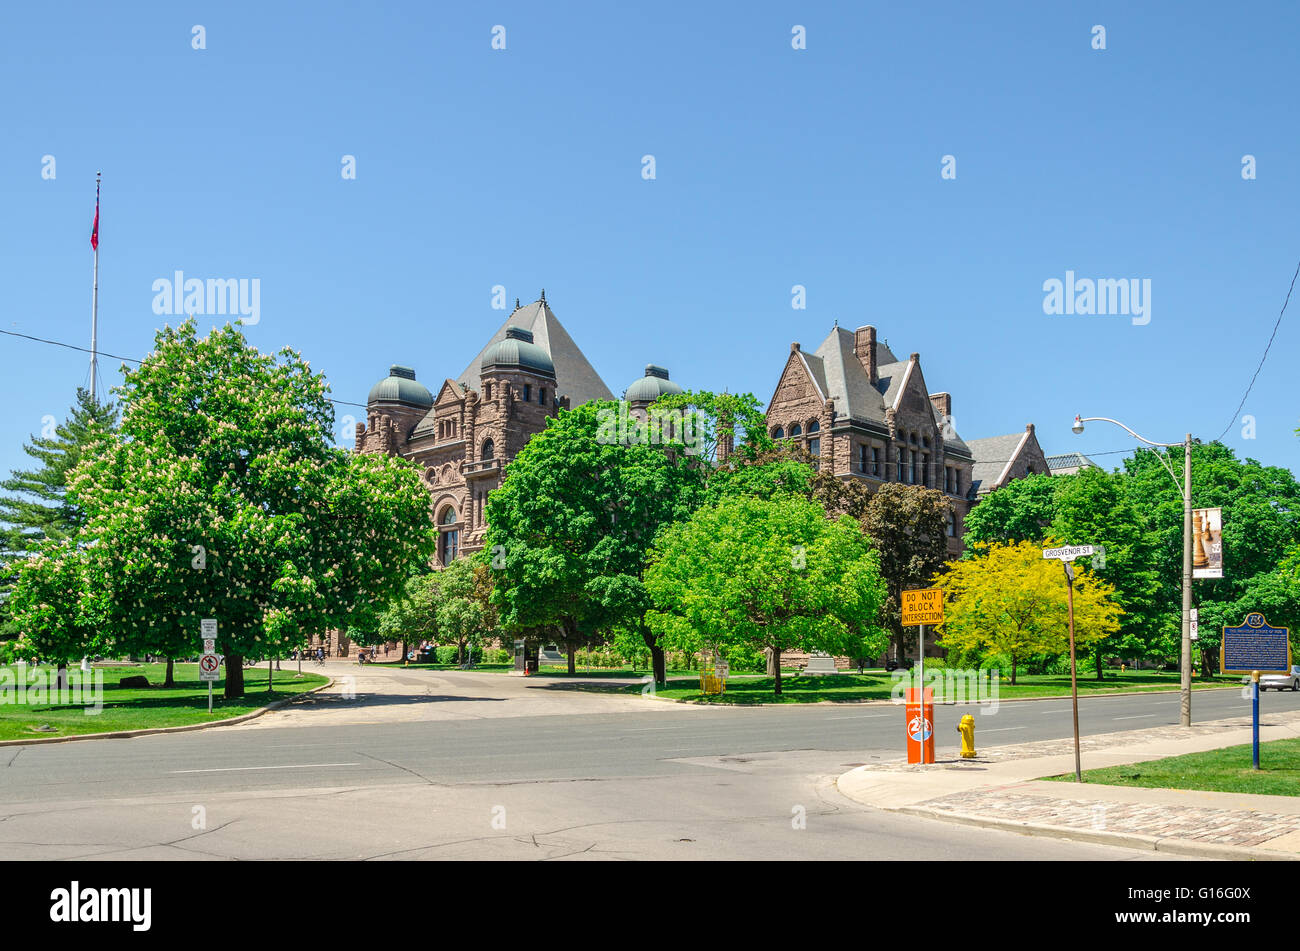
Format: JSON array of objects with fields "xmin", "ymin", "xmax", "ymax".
[
  {"xmin": 1041, "ymin": 738, "xmax": 1300, "ymax": 796},
  {"xmin": 0, "ymin": 662, "xmax": 328, "ymax": 741},
  {"xmin": 571, "ymin": 668, "xmax": 1240, "ymax": 704}
]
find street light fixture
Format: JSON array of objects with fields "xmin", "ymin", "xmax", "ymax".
[{"xmin": 1073, "ymin": 415, "xmax": 1194, "ymax": 727}]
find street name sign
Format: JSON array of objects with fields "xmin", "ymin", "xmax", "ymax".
[
  {"xmin": 901, "ymin": 587, "xmax": 944, "ymax": 626},
  {"xmin": 1042, "ymin": 545, "xmax": 1095, "ymax": 561},
  {"xmin": 1221, "ymin": 613, "xmax": 1291, "ymax": 676}
]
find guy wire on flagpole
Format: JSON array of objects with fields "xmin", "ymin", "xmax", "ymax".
[{"xmin": 90, "ymin": 171, "xmax": 101, "ymax": 403}]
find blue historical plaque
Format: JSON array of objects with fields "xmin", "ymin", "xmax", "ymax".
[{"xmin": 1221, "ymin": 613, "xmax": 1292, "ymax": 675}]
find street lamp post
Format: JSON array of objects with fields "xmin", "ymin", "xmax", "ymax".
[{"xmin": 1072, "ymin": 416, "xmax": 1193, "ymax": 727}]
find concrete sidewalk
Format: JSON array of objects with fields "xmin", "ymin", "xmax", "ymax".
[{"xmin": 837, "ymin": 708, "xmax": 1300, "ymax": 859}]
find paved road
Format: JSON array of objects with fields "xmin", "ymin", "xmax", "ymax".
[{"xmin": 0, "ymin": 668, "xmax": 1283, "ymax": 860}]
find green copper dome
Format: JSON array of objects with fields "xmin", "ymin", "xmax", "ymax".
[
  {"xmin": 625, "ymin": 365, "xmax": 683, "ymax": 403},
  {"xmin": 367, "ymin": 365, "xmax": 434, "ymax": 407},
  {"xmin": 480, "ymin": 327, "xmax": 555, "ymax": 377}
]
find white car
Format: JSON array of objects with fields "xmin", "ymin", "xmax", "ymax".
[{"xmin": 1259, "ymin": 666, "xmax": 1300, "ymax": 691}]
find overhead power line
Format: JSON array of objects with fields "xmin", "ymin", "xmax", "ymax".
[
  {"xmin": 0, "ymin": 328, "xmax": 370, "ymax": 410},
  {"xmin": 1215, "ymin": 255, "xmax": 1300, "ymax": 441}
]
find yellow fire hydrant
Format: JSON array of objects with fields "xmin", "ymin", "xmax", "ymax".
[{"xmin": 958, "ymin": 714, "xmax": 977, "ymax": 759}]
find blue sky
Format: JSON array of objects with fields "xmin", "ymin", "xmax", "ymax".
[{"xmin": 2, "ymin": 0, "xmax": 1297, "ymax": 481}]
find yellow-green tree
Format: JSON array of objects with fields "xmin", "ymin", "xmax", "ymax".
[{"xmin": 933, "ymin": 539, "xmax": 1122, "ymax": 684}]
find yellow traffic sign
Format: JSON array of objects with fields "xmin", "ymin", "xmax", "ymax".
[{"xmin": 901, "ymin": 587, "xmax": 944, "ymax": 626}]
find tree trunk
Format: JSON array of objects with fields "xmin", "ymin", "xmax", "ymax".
[
  {"xmin": 773, "ymin": 649, "xmax": 783, "ymax": 696},
  {"xmin": 1095, "ymin": 647, "xmax": 1103, "ymax": 681},
  {"xmin": 55, "ymin": 663, "xmax": 69, "ymax": 691},
  {"xmin": 164, "ymin": 657, "xmax": 175, "ymax": 687},
  {"xmin": 651, "ymin": 645, "xmax": 666, "ymax": 686},
  {"xmin": 224, "ymin": 654, "xmax": 245, "ymax": 699},
  {"xmin": 765, "ymin": 647, "xmax": 777, "ymax": 676},
  {"xmin": 567, "ymin": 644, "xmax": 576, "ymax": 676},
  {"xmin": 1010, "ymin": 653, "xmax": 1017, "ymax": 686},
  {"xmin": 400, "ymin": 639, "xmax": 408, "ymax": 666}
]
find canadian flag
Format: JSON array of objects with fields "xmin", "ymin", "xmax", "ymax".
[{"xmin": 90, "ymin": 182, "xmax": 99, "ymax": 251}]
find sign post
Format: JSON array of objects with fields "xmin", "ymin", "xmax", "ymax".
[
  {"xmin": 1221, "ymin": 612, "xmax": 1291, "ymax": 771},
  {"xmin": 901, "ymin": 588, "xmax": 944, "ymax": 764},
  {"xmin": 1043, "ymin": 546, "xmax": 1100, "ymax": 782},
  {"xmin": 200, "ymin": 618, "xmax": 219, "ymax": 714}
]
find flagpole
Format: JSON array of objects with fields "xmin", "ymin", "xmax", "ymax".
[{"xmin": 90, "ymin": 171, "xmax": 100, "ymax": 402}]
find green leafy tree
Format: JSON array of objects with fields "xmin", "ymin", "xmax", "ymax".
[
  {"xmin": 961, "ymin": 472, "xmax": 1057, "ymax": 545},
  {"xmin": 435, "ymin": 557, "xmax": 487, "ymax": 665},
  {"xmin": 0, "ymin": 388, "xmax": 117, "ymax": 643},
  {"xmin": 45, "ymin": 320, "xmax": 435, "ymax": 697},
  {"xmin": 7, "ymin": 539, "xmax": 109, "ymax": 669},
  {"xmin": 1124, "ymin": 443, "xmax": 1300, "ymax": 674},
  {"xmin": 934, "ymin": 539, "xmax": 1122, "ymax": 684},
  {"xmin": 485, "ymin": 400, "xmax": 707, "ymax": 683},
  {"xmin": 374, "ymin": 570, "xmax": 441, "ymax": 661},
  {"xmin": 860, "ymin": 484, "xmax": 952, "ymax": 663},
  {"xmin": 1051, "ymin": 467, "xmax": 1166, "ymax": 675},
  {"xmin": 651, "ymin": 390, "xmax": 773, "ymax": 471},
  {"xmin": 645, "ymin": 494, "xmax": 888, "ymax": 696}
]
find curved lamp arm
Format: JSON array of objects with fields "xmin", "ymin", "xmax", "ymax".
[{"xmin": 1073, "ymin": 415, "xmax": 1186, "ymax": 499}]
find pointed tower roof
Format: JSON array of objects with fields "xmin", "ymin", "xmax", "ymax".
[{"xmin": 459, "ymin": 297, "xmax": 613, "ymax": 406}]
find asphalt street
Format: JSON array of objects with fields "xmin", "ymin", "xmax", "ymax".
[{"xmin": 0, "ymin": 670, "xmax": 1284, "ymax": 860}]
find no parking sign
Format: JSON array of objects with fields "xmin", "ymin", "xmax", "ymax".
[{"xmin": 199, "ymin": 653, "xmax": 221, "ymax": 682}]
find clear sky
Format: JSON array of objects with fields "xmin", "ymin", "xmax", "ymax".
[{"xmin": 2, "ymin": 0, "xmax": 1297, "ymax": 481}]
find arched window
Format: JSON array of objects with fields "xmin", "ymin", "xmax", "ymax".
[
  {"xmin": 773, "ymin": 426, "xmax": 784, "ymax": 439},
  {"xmin": 808, "ymin": 419, "xmax": 820, "ymax": 434},
  {"xmin": 439, "ymin": 507, "xmax": 459, "ymax": 564},
  {"xmin": 790, "ymin": 424, "xmax": 802, "ymax": 437},
  {"xmin": 481, "ymin": 438, "xmax": 495, "ymax": 461}
]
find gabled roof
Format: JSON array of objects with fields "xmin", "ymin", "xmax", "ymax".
[
  {"xmin": 797, "ymin": 327, "xmax": 969, "ymax": 448},
  {"xmin": 458, "ymin": 298, "xmax": 613, "ymax": 407},
  {"xmin": 966, "ymin": 431, "xmax": 1032, "ymax": 496}
]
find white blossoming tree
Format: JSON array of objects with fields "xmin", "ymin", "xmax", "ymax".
[{"xmin": 22, "ymin": 320, "xmax": 435, "ymax": 698}]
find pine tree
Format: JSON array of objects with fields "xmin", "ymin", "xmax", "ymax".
[{"xmin": 0, "ymin": 388, "xmax": 118, "ymax": 604}]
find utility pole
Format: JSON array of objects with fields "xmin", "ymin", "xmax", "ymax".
[
  {"xmin": 1180, "ymin": 434, "xmax": 1193, "ymax": 727},
  {"xmin": 1064, "ymin": 561, "xmax": 1081, "ymax": 782},
  {"xmin": 1074, "ymin": 416, "xmax": 1194, "ymax": 726},
  {"xmin": 90, "ymin": 172, "xmax": 101, "ymax": 401}
]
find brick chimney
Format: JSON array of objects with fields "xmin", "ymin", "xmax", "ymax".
[
  {"xmin": 930, "ymin": 392, "xmax": 952, "ymax": 418},
  {"xmin": 853, "ymin": 326, "xmax": 877, "ymax": 385}
]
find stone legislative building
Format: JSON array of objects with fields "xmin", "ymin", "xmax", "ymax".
[
  {"xmin": 355, "ymin": 293, "xmax": 685, "ymax": 568},
  {"xmin": 346, "ymin": 296, "xmax": 1047, "ymax": 663}
]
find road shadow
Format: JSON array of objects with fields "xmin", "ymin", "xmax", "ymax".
[{"xmin": 294, "ymin": 692, "xmax": 507, "ymax": 708}]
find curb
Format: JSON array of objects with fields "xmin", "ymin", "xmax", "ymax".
[
  {"xmin": 0, "ymin": 676, "xmax": 335, "ymax": 747},
  {"xmin": 886, "ymin": 803, "xmax": 1296, "ymax": 861},
  {"xmin": 644, "ymin": 684, "xmax": 1240, "ymax": 707}
]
